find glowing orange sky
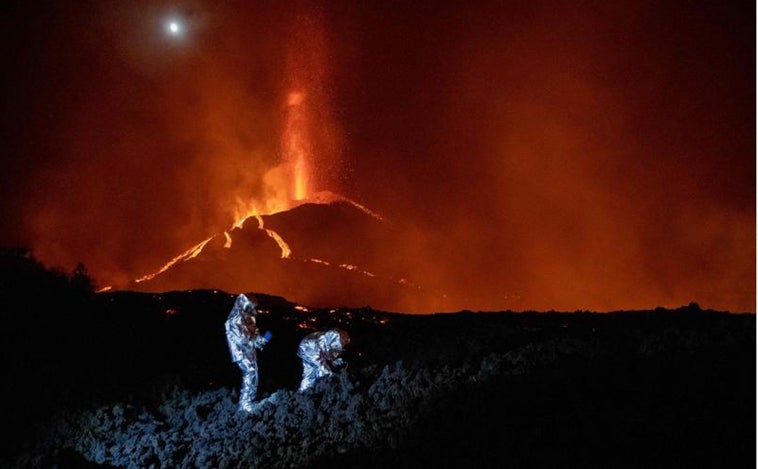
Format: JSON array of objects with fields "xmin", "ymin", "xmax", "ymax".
[{"xmin": 0, "ymin": 0, "xmax": 753, "ymax": 312}]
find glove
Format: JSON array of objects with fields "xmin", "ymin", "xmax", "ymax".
[{"xmin": 263, "ymin": 331, "xmax": 272, "ymax": 342}]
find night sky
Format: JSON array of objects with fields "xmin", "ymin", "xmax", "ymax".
[{"xmin": 0, "ymin": 0, "xmax": 754, "ymax": 312}]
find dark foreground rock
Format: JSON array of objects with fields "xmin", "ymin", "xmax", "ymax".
[{"xmin": 0, "ymin": 257, "xmax": 753, "ymax": 468}]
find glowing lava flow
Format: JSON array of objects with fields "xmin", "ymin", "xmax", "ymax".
[
  {"xmin": 132, "ymin": 211, "xmax": 292, "ymax": 285},
  {"xmin": 305, "ymin": 191, "xmax": 386, "ymax": 222},
  {"xmin": 254, "ymin": 214, "xmax": 292, "ymax": 259},
  {"xmin": 305, "ymin": 257, "xmax": 376, "ymax": 278},
  {"xmin": 135, "ymin": 237, "xmax": 214, "ymax": 283},
  {"xmin": 131, "ymin": 192, "xmax": 388, "ymax": 285}
]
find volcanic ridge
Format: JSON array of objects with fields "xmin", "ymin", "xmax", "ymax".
[{"xmin": 129, "ymin": 194, "xmax": 434, "ymax": 312}]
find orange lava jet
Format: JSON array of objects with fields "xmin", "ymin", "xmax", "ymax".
[{"xmin": 284, "ymin": 90, "xmax": 311, "ymax": 201}]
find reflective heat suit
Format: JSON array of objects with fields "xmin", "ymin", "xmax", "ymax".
[
  {"xmin": 297, "ymin": 329, "xmax": 350, "ymax": 392},
  {"xmin": 225, "ymin": 294, "xmax": 269, "ymax": 412}
]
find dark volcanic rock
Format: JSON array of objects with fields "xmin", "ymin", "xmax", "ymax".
[
  {"xmin": 0, "ymin": 256, "xmax": 753, "ymax": 468},
  {"xmin": 1, "ymin": 286, "xmax": 754, "ymax": 469}
]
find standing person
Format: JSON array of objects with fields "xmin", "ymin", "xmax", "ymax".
[
  {"xmin": 297, "ymin": 329, "xmax": 350, "ymax": 392},
  {"xmin": 224, "ymin": 294, "xmax": 271, "ymax": 412}
]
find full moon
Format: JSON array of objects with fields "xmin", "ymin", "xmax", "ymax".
[{"xmin": 164, "ymin": 18, "xmax": 183, "ymax": 37}]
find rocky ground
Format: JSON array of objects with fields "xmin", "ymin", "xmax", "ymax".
[{"xmin": 0, "ymin": 251, "xmax": 754, "ymax": 468}]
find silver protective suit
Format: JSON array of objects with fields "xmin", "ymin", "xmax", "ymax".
[
  {"xmin": 225, "ymin": 294, "xmax": 269, "ymax": 412},
  {"xmin": 297, "ymin": 329, "xmax": 350, "ymax": 392}
]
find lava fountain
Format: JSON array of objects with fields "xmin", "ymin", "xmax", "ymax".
[{"xmin": 284, "ymin": 90, "xmax": 311, "ymax": 202}]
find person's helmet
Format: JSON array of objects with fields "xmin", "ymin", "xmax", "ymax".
[
  {"xmin": 234, "ymin": 293, "xmax": 257, "ymax": 315},
  {"xmin": 326, "ymin": 328, "xmax": 350, "ymax": 352}
]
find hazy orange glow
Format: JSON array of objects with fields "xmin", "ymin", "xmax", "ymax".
[{"xmin": 1, "ymin": 1, "xmax": 753, "ymax": 313}]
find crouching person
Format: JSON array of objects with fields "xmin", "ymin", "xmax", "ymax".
[
  {"xmin": 297, "ymin": 329, "xmax": 350, "ymax": 392},
  {"xmin": 225, "ymin": 294, "xmax": 271, "ymax": 413}
]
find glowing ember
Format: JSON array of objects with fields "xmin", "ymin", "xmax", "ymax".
[
  {"xmin": 288, "ymin": 91, "xmax": 304, "ymax": 106},
  {"xmin": 307, "ymin": 258, "xmax": 331, "ymax": 265},
  {"xmin": 398, "ymin": 278, "xmax": 421, "ymax": 289},
  {"xmin": 223, "ymin": 231, "xmax": 232, "ymax": 248},
  {"xmin": 339, "ymin": 263, "xmax": 376, "ymax": 277},
  {"xmin": 305, "ymin": 258, "xmax": 376, "ymax": 277}
]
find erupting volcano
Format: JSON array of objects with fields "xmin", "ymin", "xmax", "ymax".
[
  {"xmin": 122, "ymin": 9, "xmax": 424, "ymax": 310},
  {"xmin": 129, "ymin": 193, "xmax": 434, "ymax": 312},
  {"xmin": 0, "ymin": 1, "xmax": 753, "ymax": 314}
]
